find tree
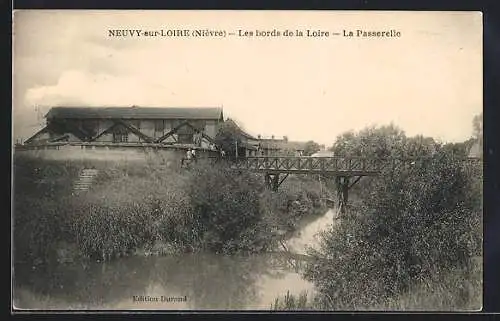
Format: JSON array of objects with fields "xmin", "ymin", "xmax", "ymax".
[
  {"xmin": 472, "ymin": 112, "xmax": 482, "ymax": 141},
  {"xmin": 302, "ymin": 140, "xmax": 321, "ymax": 156},
  {"xmin": 328, "ymin": 124, "xmax": 436, "ymax": 159},
  {"xmin": 472, "ymin": 112, "xmax": 483, "ymax": 151},
  {"xmin": 304, "ymin": 124, "xmax": 482, "ymax": 309},
  {"xmin": 214, "ymin": 120, "xmax": 242, "ymax": 157}
]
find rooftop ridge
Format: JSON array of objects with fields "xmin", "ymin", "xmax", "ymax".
[{"xmin": 44, "ymin": 106, "xmax": 224, "ymax": 120}]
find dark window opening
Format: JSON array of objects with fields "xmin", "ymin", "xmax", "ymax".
[
  {"xmin": 113, "ymin": 125, "xmax": 129, "ymax": 143},
  {"xmin": 113, "ymin": 132, "xmax": 128, "ymax": 143}
]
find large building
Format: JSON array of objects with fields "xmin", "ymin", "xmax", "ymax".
[{"xmin": 24, "ymin": 106, "xmax": 224, "ymax": 149}]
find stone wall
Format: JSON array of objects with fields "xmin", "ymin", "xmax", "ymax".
[{"xmin": 14, "ymin": 145, "xmax": 218, "ymax": 167}]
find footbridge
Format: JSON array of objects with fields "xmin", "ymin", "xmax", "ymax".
[{"xmin": 209, "ymin": 155, "xmax": 481, "ymax": 215}]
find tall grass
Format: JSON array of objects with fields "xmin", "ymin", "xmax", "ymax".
[
  {"xmin": 13, "ymin": 153, "xmax": 325, "ymax": 265},
  {"xmin": 272, "ymin": 260, "xmax": 482, "ymax": 311},
  {"xmin": 271, "ymin": 291, "xmax": 311, "ymax": 311}
]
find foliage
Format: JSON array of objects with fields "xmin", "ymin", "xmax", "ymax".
[
  {"xmin": 271, "ymin": 291, "xmax": 312, "ymax": 310},
  {"xmin": 13, "ymin": 156, "xmax": 82, "ymax": 264},
  {"xmin": 470, "ymin": 112, "xmax": 483, "ymax": 158},
  {"xmin": 259, "ymin": 176, "xmax": 326, "ymax": 232},
  {"xmin": 304, "ymin": 126, "xmax": 482, "ymax": 310},
  {"xmin": 472, "ymin": 112, "xmax": 482, "ymax": 142},
  {"xmin": 14, "ymin": 154, "xmax": 326, "ymax": 264},
  {"xmin": 303, "ymin": 141, "xmax": 321, "ymax": 156},
  {"xmin": 329, "ymin": 124, "xmax": 436, "ymax": 158},
  {"xmin": 272, "ymin": 260, "xmax": 481, "ymax": 311},
  {"xmin": 13, "ymin": 155, "xmax": 196, "ymax": 263},
  {"xmin": 70, "ymin": 172, "xmax": 195, "ymax": 260},
  {"xmin": 187, "ymin": 163, "xmax": 271, "ymax": 253},
  {"xmin": 214, "ymin": 119, "xmax": 243, "ymax": 157}
]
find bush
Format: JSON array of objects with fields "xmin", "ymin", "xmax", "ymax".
[
  {"xmin": 187, "ymin": 163, "xmax": 269, "ymax": 253},
  {"xmin": 70, "ymin": 167, "xmax": 195, "ymax": 260},
  {"xmin": 13, "ymin": 155, "xmax": 80, "ymax": 264},
  {"xmin": 14, "ymin": 153, "xmax": 329, "ymax": 263},
  {"xmin": 14, "ymin": 195, "xmax": 74, "ymax": 264},
  {"xmin": 304, "ymin": 149, "xmax": 482, "ymax": 309},
  {"xmin": 13, "ymin": 155, "xmax": 195, "ymax": 263}
]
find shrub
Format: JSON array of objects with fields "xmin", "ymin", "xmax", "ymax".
[
  {"xmin": 13, "ymin": 155, "xmax": 81, "ymax": 264},
  {"xmin": 304, "ymin": 149, "xmax": 482, "ymax": 309},
  {"xmin": 187, "ymin": 163, "xmax": 268, "ymax": 253},
  {"xmin": 69, "ymin": 167, "xmax": 195, "ymax": 260},
  {"xmin": 14, "ymin": 153, "xmax": 329, "ymax": 263}
]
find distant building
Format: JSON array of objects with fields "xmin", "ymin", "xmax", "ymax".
[
  {"xmin": 24, "ymin": 106, "xmax": 224, "ymax": 149},
  {"xmin": 258, "ymin": 136, "xmax": 307, "ymax": 156},
  {"xmin": 310, "ymin": 150, "xmax": 335, "ymax": 157}
]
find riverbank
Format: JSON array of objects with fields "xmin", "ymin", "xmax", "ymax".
[
  {"xmin": 271, "ymin": 141, "xmax": 482, "ymax": 311},
  {"xmin": 13, "ymin": 153, "xmax": 330, "ymax": 266},
  {"xmin": 272, "ymin": 256, "xmax": 482, "ymax": 311}
]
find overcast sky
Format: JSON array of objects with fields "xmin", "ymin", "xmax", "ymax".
[{"xmin": 13, "ymin": 10, "xmax": 482, "ymax": 146}]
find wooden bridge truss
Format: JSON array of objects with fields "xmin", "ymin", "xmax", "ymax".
[
  {"xmin": 211, "ymin": 156, "xmax": 481, "ymax": 216},
  {"xmin": 26, "ymin": 119, "xmax": 218, "ymax": 147}
]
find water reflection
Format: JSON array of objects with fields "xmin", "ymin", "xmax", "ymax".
[
  {"xmin": 287, "ymin": 208, "xmax": 336, "ymax": 254},
  {"xmin": 14, "ymin": 252, "xmax": 314, "ymax": 310},
  {"xmin": 14, "ymin": 210, "xmax": 336, "ymax": 310}
]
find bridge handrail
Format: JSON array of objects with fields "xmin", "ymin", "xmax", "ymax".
[{"xmin": 207, "ymin": 155, "xmax": 481, "ymax": 162}]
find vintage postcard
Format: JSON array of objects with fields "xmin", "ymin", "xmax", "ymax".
[{"xmin": 12, "ymin": 10, "xmax": 483, "ymax": 311}]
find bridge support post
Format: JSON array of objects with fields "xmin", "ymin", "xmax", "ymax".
[
  {"xmin": 336, "ymin": 176, "xmax": 350, "ymax": 217},
  {"xmin": 264, "ymin": 173, "xmax": 280, "ymax": 191}
]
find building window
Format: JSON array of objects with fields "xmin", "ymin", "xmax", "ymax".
[
  {"xmin": 113, "ymin": 132, "xmax": 128, "ymax": 143},
  {"xmin": 113, "ymin": 125, "xmax": 128, "ymax": 143},
  {"xmin": 176, "ymin": 122, "xmax": 195, "ymax": 144}
]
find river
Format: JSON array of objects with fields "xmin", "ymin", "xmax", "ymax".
[{"xmin": 13, "ymin": 209, "xmax": 337, "ymax": 310}]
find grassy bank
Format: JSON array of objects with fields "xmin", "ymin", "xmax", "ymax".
[
  {"xmin": 13, "ymin": 153, "xmax": 327, "ymax": 265},
  {"xmin": 272, "ymin": 258, "xmax": 482, "ymax": 311},
  {"xmin": 272, "ymin": 126, "xmax": 482, "ymax": 311}
]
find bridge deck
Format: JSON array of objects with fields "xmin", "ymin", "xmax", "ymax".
[{"xmin": 211, "ymin": 156, "xmax": 481, "ymax": 176}]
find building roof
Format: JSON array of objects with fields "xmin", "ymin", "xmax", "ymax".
[
  {"xmin": 224, "ymin": 118, "xmax": 259, "ymax": 141},
  {"xmin": 45, "ymin": 106, "xmax": 224, "ymax": 120},
  {"xmin": 259, "ymin": 138, "xmax": 307, "ymax": 151}
]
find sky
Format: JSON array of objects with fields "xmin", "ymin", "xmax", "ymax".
[{"xmin": 12, "ymin": 10, "xmax": 482, "ymax": 146}]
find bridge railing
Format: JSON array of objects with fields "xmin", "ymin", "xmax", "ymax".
[
  {"xmin": 226, "ymin": 156, "xmax": 387, "ymax": 174},
  {"xmin": 207, "ymin": 155, "xmax": 481, "ymax": 174}
]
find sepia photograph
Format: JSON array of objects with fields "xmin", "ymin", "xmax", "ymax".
[{"xmin": 12, "ymin": 10, "xmax": 483, "ymax": 311}]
